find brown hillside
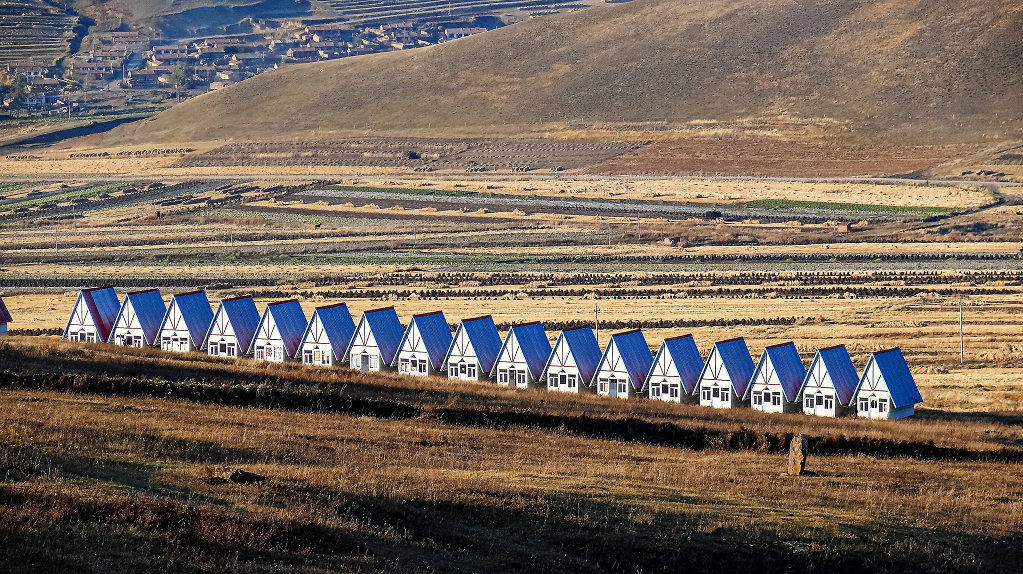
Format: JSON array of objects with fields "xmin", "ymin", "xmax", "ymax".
[{"xmin": 114, "ymin": 0, "xmax": 1023, "ymax": 145}]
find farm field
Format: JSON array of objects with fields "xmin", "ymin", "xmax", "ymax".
[{"xmin": 2, "ymin": 171, "xmax": 1023, "ymax": 572}]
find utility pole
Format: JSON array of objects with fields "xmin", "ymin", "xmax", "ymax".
[
  {"xmin": 637, "ymin": 218, "xmax": 641, "ymax": 240},
  {"xmin": 607, "ymin": 222, "xmax": 612, "ymax": 248},
  {"xmin": 594, "ymin": 300, "xmax": 599, "ymax": 348},
  {"xmin": 959, "ymin": 296, "xmax": 964, "ymax": 365}
]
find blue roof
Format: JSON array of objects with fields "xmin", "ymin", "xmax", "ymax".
[
  {"xmin": 708, "ymin": 338, "xmax": 756, "ymax": 396},
  {"xmin": 804, "ymin": 345, "xmax": 859, "ymax": 406},
  {"xmin": 748, "ymin": 342, "xmax": 806, "ymax": 401},
  {"xmin": 360, "ymin": 306, "xmax": 404, "ymax": 364},
  {"xmin": 645, "ymin": 335, "xmax": 703, "ymax": 394},
  {"xmin": 167, "ymin": 290, "xmax": 214, "ymax": 347},
  {"xmin": 117, "ymin": 289, "xmax": 166, "ymax": 345},
  {"xmin": 492, "ymin": 321, "xmax": 551, "ymax": 380},
  {"xmin": 455, "ymin": 315, "xmax": 502, "ymax": 373},
  {"xmin": 600, "ymin": 330, "xmax": 653, "ymax": 390},
  {"xmin": 0, "ymin": 296, "xmax": 11, "ymax": 324},
  {"xmin": 303, "ymin": 303, "xmax": 356, "ymax": 360},
  {"xmin": 544, "ymin": 327, "xmax": 602, "ymax": 385},
  {"xmin": 219, "ymin": 296, "xmax": 260, "ymax": 351},
  {"xmin": 855, "ymin": 348, "xmax": 922, "ymax": 408},
  {"xmin": 396, "ymin": 311, "xmax": 452, "ymax": 369},
  {"xmin": 253, "ymin": 299, "xmax": 307, "ymax": 357}
]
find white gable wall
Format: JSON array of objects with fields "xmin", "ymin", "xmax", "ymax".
[
  {"xmin": 206, "ymin": 307, "xmax": 243, "ymax": 358},
  {"xmin": 494, "ymin": 330, "xmax": 534, "ymax": 388},
  {"xmin": 300, "ymin": 314, "xmax": 336, "ymax": 366},
  {"xmin": 595, "ymin": 339, "xmax": 635, "ymax": 399},
  {"xmin": 349, "ymin": 317, "xmax": 386, "ymax": 371},
  {"xmin": 160, "ymin": 300, "xmax": 197, "ymax": 352},
  {"xmin": 252, "ymin": 309, "xmax": 287, "ymax": 362},
  {"xmin": 802, "ymin": 358, "xmax": 843, "ymax": 417},
  {"xmin": 545, "ymin": 337, "xmax": 586, "ymax": 393},
  {"xmin": 111, "ymin": 297, "xmax": 147, "ymax": 347},
  {"xmin": 697, "ymin": 348, "xmax": 740, "ymax": 409},
  {"xmin": 397, "ymin": 320, "xmax": 437, "ymax": 376},
  {"xmin": 447, "ymin": 326, "xmax": 483, "ymax": 381},
  {"xmin": 64, "ymin": 294, "xmax": 101, "ymax": 343},
  {"xmin": 749, "ymin": 353, "xmax": 799, "ymax": 413},
  {"xmin": 647, "ymin": 346, "xmax": 684, "ymax": 403}
]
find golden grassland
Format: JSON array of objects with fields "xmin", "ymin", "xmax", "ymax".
[{"xmin": 1, "ymin": 336, "xmax": 1022, "ymax": 572}]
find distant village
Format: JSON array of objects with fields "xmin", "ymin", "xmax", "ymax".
[{"xmin": 1, "ymin": 19, "xmax": 494, "ymax": 116}]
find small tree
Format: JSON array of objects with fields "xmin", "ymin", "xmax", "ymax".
[{"xmin": 167, "ymin": 64, "xmax": 188, "ymax": 102}]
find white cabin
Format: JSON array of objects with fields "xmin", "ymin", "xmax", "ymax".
[
  {"xmin": 696, "ymin": 338, "xmax": 755, "ymax": 409},
  {"xmin": 394, "ymin": 311, "xmax": 451, "ymax": 376},
  {"xmin": 250, "ymin": 299, "xmax": 307, "ymax": 363},
  {"xmin": 594, "ymin": 330, "xmax": 653, "ymax": 399},
  {"xmin": 63, "ymin": 287, "xmax": 120, "ymax": 344},
  {"xmin": 543, "ymin": 328, "xmax": 601, "ymax": 394},
  {"xmin": 746, "ymin": 342, "xmax": 806, "ymax": 414},
  {"xmin": 158, "ymin": 291, "xmax": 214, "ymax": 353},
  {"xmin": 799, "ymin": 345, "xmax": 859, "ymax": 418},
  {"xmin": 204, "ymin": 296, "xmax": 260, "ymax": 359},
  {"xmin": 299, "ymin": 303, "xmax": 356, "ymax": 367},
  {"xmin": 852, "ymin": 348, "xmax": 922, "ymax": 420},
  {"xmin": 491, "ymin": 321, "xmax": 551, "ymax": 388},
  {"xmin": 644, "ymin": 335, "xmax": 703, "ymax": 403},
  {"xmin": 346, "ymin": 306, "xmax": 403, "ymax": 372},
  {"xmin": 444, "ymin": 316, "xmax": 501, "ymax": 382},
  {"xmin": 110, "ymin": 289, "xmax": 166, "ymax": 348}
]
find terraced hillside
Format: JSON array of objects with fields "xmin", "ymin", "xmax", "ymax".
[
  {"xmin": 0, "ymin": 0, "xmax": 79, "ymax": 66},
  {"xmin": 322, "ymin": 0, "xmax": 590, "ymax": 24},
  {"xmin": 112, "ymin": 0, "xmax": 1023, "ymax": 146}
]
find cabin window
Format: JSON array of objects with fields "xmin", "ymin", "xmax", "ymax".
[
  {"xmin": 322, "ymin": 353, "xmax": 332, "ymax": 366},
  {"xmin": 256, "ymin": 348, "xmax": 264, "ymax": 360},
  {"xmin": 400, "ymin": 359, "xmax": 410, "ymax": 373},
  {"xmin": 617, "ymin": 381, "xmax": 628, "ymax": 395},
  {"xmin": 859, "ymin": 398, "xmax": 869, "ymax": 412},
  {"xmin": 598, "ymin": 379, "xmax": 608, "ymax": 394},
  {"xmin": 661, "ymin": 383, "xmax": 669, "ymax": 396},
  {"xmin": 651, "ymin": 385, "xmax": 661, "ymax": 397},
  {"xmin": 517, "ymin": 371, "xmax": 527, "ymax": 386},
  {"xmin": 720, "ymin": 389, "xmax": 730, "ymax": 403},
  {"xmin": 823, "ymin": 396, "xmax": 834, "ymax": 410},
  {"xmin": 712, "ymin": 387, "xmax": 720, "ymax": 398},
  {"xmin": 869, "ymin": 397, "xmax": 878, "ymax": 410},
  {"xmin": 567, "ymin": 375, "xmax": 576, "ymax": 388},
  {"xmin": 879, "ymin": 401, "xmax": 888, "ymax": 413},
  {"xmin": 417, "ymin": 359, "xmax": 427, "ymax": 373},
  {"xmin": 370, "ymin": 356, "xmax": 379, "ymax": 369},
  {"xmin": 752, "ymin": 392, "xmax": 762, "ymax": 406},
  {"xmin": 772, "ymin": 393, "xmax": 782, "ymax": 407},
  {"xmin": 701, "ymin": 388, "xmax": 711, "ymax": 402},
  {"xmin": 498, "ymin": 370, "xmax": 507, "ymax": 383},
  {"xmin": 669, "ymin": 385, "xmax": 679, "ymax": 399},
  {"xmin": 227, "ymin": 345, "xmax": 236, "ymax": 357},
  {"xmin": 86, "ymin": 333, "xmax": 95, "ymax": 343},
  {"xmin": 805, "ymin": 395, "xmax": 816, "ymax": 409},
  {"xmin": 304, "ymin": 351, "xmax": 314, "ymax": 363}
]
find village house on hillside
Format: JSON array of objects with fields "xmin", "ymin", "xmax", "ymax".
[
  {"xmin": 0, "ymin": 296, "xmax": 11, "ymax": 335},
  {"xmin": 158, "ymin": 290, "xmax": 213, "ymax": 353},
  {"xmin": 746, "ymin": 342, "xmax": 807, "ymax": 414},
  {"xmin": 696, "ymin": 338, "xmax": 756, "ymax": 409},
  {"xmin": 852, "ymin": 348, "xmax": 923, "ymax": 419},
  {"xmin": 394, "ymin": 311, "xmax": 452, "ymax": 376},
  {"xmin": 299, "ymin": 303, "xmax": 355, "ymax": 367},
  {"xmin": 250, "ymin": 299, "xmax": 307, "ymax": 362},
  {"xmin": 346, "ymin": 306, "xmax": 403, "ymax": 371},
  {"xmin": 595, "ymin": 329, "xmax": 654, "ymax": 399},
  {"xmin": 799, "ymin": 345, "xmax": 859, "ymax": 417},
  {"xmin": 492, "ymin": 321, "xmax": 551, "ymax": 388},
  {"xmin": 109, "ymin": 289, "xmax": 166, "ymax": 348},
  {"xmin": 203, "ymin": 296, "xmax": 259, "ymax": 358},
  {"xmin": 543, "ymin": 327, "xmax": 601, "ymax": 394},
  {"xmin": 445, "ymin": 315, "xmax": 502, "ymax": 381},
  {"xmin": 63, "ymin": 287, "xmax": 120, "ymax": 343},
  {"xmin": 644, "ymin": 334, "xmax": 703, "ymax": 403}
]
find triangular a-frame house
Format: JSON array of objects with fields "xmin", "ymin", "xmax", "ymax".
[
  {"xmin": 491, "ymin": 321, "xmax": 552, "ymax": 388},
  {"xmin": 158, "ymin": 290, "xmax": 214, "ymax": 353},
  {"xmin": 393, "ymin": 311, "xmax": 452, "ymax": 376},
  {"xmin": 299, "ymin": 303, "xmax": 356, "ymax": 366},
  {"xmin": 644, "ymin": 334, "xmax": 703, "ymax": 403},
  {"xmin": 203, "ymin": 296, "xmax": 259, "ymax": 358},
  {"xmin": 63, "ymin": 286, "xmax": 120, "ymax": 343},
  {"xmin": 745, "ymin": 342, "xmax": 806, "ymax": 413},
  {"xmin": 444, "ymin": 315, "xmax": 502, "ymax": 381},
  {"xmin": 852, "ymin": 347, "xmax": 922, "ymax": 419},
  {"xmin": 594, "ymin": 329, "xmax": 654, "ymax": 399},
  {"xmin": 798, "ymin": 345, "xmax": 859, "ymax": 417},
  {"xmin": 695, "ymin": 338, "xmax": 755, "ymax": 409},
  {"xmin": 250, "ymin": 299, "xmax": 308, "ymax": 362},
  {"xmin": 109, "ymin": 289, "xmax": 166, "ymax": 347},
  {"xmin": 0, "ymin": 295, "xmax": 12, "ymax": 335},
  {"xmin": 345, "ymin": 306, "xmax": 403, "ymax": 371},
  {"xmin": 542, "ymin": 327, "xmax": 601, "ymax": 394}
]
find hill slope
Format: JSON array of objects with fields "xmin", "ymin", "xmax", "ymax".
[{"xmin": 115, "ymin": 0, "xmax": 1023, "ymax": 144}]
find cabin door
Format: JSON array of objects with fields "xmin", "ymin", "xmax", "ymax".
[{"xmin": 361, "ymin": 353, "xmax": 370, "ymax": 371}]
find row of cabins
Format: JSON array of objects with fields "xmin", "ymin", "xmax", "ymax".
[{"xmin": 59, "ymin": 287, "xmax": 922, "ymax": 420}]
